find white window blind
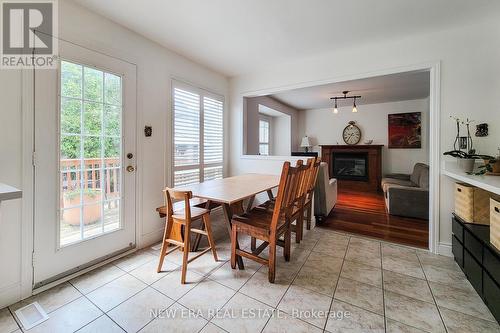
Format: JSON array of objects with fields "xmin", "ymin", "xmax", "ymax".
[
  {"xmin": 259, "ymin": 119, "xmax": 270, "ymax": 156},
  {"xmin": 173, "ymin": 83, "xmax": 224, "ymax": 186}
]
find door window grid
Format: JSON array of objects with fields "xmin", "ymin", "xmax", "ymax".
[
  {"xmin": 59, "ymin": 60, "xmax": 123, "ymax": 247},
  {"xmin": 259, "ymin": 119, "xmax": 270, "ymax": 156},
  {"xmin": 173, "ymin": 83, "xmax": 224, "ymax": 187}
]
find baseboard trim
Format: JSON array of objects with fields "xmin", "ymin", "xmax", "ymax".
[
  {"xmin": 438, "ymin": 242, "xmax": 452, "ymax": 257},
  {"xmin": 0, "ymin": 282, "xmax": 21, "ymax": 308}
]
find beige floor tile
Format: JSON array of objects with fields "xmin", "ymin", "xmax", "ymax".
[
  {"xmin": 312, "ymin": 235, "xmax": 349, "ymax": 258},
  {"xmin": 0, "ymin": 308, "xmax": 19, "ymax": 333},
  {"xmin": 292, "ymin": 264, "xmax": 339, "ymax": 296},
  {"xmin": 386, "ymin": 319, "xmax": 427, "ymax": 333},
  {"xmin": 262, "ymin": 310, "xmax": 323, "ymax": 333},
  {"xmin": 139, "ymin": 303, "xmax": 208, "ymax": 333},
  {"xmin": 277, "ymin": 285, "xmax": 332, "ymax": 329},
  {"xmin": 187, "ymin": 251, "xmax": 227, "ymax": 276},
  {"xmin": 129, "ymin": 259, "xmax": 178, "ymax": 285},
  {"xmin": 27, "ymin": 297, "xmax": 102, "ymax": 333},
  {"xmin": 341, "ymin": 260, "xmax": 382, "ymax": 287},
  {"xmin": 199, "ymin": 322, "xmax": 228, "ymax": 333},
  {"xmin": 334, "ymin": 278, "xmax": 384, "ymax": 315},
  {"xmin": 86, "ymin": 274, "xmax": 147, "ymax": 312},
  {"xmin": 382, "ymin": 256, "xmax": 425, "ymax": 279},
  {"xmin": 77, "ymin": 315, "xmax": 125, "ymax": 333},
  {"xmin": 152, "ymin": 269, "xmax": 205, "ymax": 300},
  {"xmin": 257, "ymin": 260, "xmax": 303, "ymax": 285},
  {"xmin": 383, "ymin": 270, "xmax": 433, "ymax": 303},
  {"xmin": 382, "ymin": 244, "xmax": 419, "ymax": 263},
  {"xmin": 440, "ymin": 307, "xmax": 500, "ymax": 333},
  {"xmin": 344, "ymin": 243, "xmax": 381, "ymax": 269},
  {"xmin": 178, "ymin": 280, "xmax": 236, "ymax": 319},
  {"xmin": 114, "ymin": 251, "xmax": 156, "ymax": 272},
  {"xmin": 10, "ymin": 282, "xmax": 81, "ymax": 314},
  {"xmin": 417, "ymin": 251, "xmax": 461, "ymax": 271},
  {"xmin": 211, "ymin": 293, "xmax": 273, "ymax": 333},
  {"xmin": 208, "ymin": 260, "xmax": 260, "ymax": 290},
  {"xmin": 304, "ymin": 252, "xmax": 343, "ymax": 275},
  {"xmin": 71, "ymin": 264, "xmax": 126, "ymax": 294},
  {"xmin": 239, "ymin": 271, "xmax": 290, "ymax": 307},
  {"xmin": 384, "ymin": 290, "xmax": 445, "ymax": 333},
  {"xmin": 108, "ymin": 287, "xmax": 174, "ymax": 332},
  {"xmin": 349, "ymin": 237, "xmax": 381, "ymax": 252},
  {"xmin": 325, "ymin": 299, "xmax": 384, "ymax": 333},
  {"xmin": 429, "ymin": 281, "xmax": 496, "ymax": 322},
  {"xmin": 422, "ymin": 264, "xmax": 469, "ymax": 287}
]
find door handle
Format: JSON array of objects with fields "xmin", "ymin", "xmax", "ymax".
[{"xmin": 126, "ymin": 165, "xmax": 135, "ymax": 172}]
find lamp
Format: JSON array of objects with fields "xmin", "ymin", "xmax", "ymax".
[
  {"xmin": 330, "ymin": 91, "xmax": 361, "ymax": 114},
  {"xmin": 301, "ymin": 136, "xmax": 312, "ymax": 153}
]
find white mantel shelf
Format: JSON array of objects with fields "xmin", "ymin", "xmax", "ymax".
[
  {"xmin": 0, "ymin": 183, "xmax": 22, "ymax": 201},
  {"xmin": 442, "ymin": 161, "xmax": 500, "ymax": 195}
]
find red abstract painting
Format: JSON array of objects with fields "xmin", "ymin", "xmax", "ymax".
[{"xmin": 388, "ymin": 112, "xmax": 422, "ymax": 149}]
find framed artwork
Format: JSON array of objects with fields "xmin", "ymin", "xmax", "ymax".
[{"xmin": 388, "ymin": 112, "xmax": 422, "ymax": 149}]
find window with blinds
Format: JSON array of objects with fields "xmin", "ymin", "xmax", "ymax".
[
  {"xmin": 259, "ymin": 119, "xmax": 270, "ymax": 156},
  {"xmin": 173, "ymin": 83, "xmax": 224, "ymax": 187}
]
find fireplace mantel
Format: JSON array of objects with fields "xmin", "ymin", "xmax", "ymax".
[{"xmin": 320, "ymin": 145, "xmax": 384, "ymax": 191}]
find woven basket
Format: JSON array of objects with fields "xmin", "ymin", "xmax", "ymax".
[
  {"xmin": 491, "ymin": 198, "xmax": 500, "ymax": 250},
  {"xmin": 454, "ymin": 183, "xmax": 492, "ymax": 224}
]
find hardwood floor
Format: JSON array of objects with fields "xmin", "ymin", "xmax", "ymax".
[{"xmin": 319, "ymin": 188, "xmax": 429, "ymax": 248}]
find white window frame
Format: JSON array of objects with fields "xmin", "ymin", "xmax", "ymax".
[
  {"xmin": 171, "ymin": 80, "xmax": 225, "ymax": 186},
  {"xmin": 259, "ymin": 115, "xmax": 271, "ymax": 156}
]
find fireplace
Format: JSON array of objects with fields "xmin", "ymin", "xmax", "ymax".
[
  {"xmin": 332, "ymin": 153, "xmax": 368, "ymax": 181},
  {"xmin": 320, "ymin": 145, "xmax": 383, "ymax": 191}
]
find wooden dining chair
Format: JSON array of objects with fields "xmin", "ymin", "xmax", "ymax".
[
  {"xmin": 230, "ymin": 161, "xmax": 303, "ymax": 283},
  {"xmin": 304, "ymin": 157, "xmax": 321, "ymax": 230},
  {"xmin": 157, "ymin": 188, "xmax": 218, "ymax": 284}
]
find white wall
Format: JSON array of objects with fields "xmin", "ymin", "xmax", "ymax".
[
  {"xmin": 228, "ymin": 17, "xmax": 500, "ymax": 255},
  {"xmin": 0, "ymin": 0, "xmax": 228, "ymax": 307},
  {"xmin": 272, "ymin": 115, "xmax": 292, "ymax": 156},
  {"xmin": 298, "ymin": 99, "xmax": 430, "ymax": 175},
  {"xmin": 244, "ymin": 96, "xmax": 299, "ymax": 155}
]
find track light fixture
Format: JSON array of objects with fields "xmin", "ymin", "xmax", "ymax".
[{"xmin": 330, "ymin": 91, "xmax": 361, "ymax": 114}]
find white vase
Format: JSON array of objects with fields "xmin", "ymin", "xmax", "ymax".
[{"xmin": 458, "ymin": 158, "xmax": 476, "ymax": 173}]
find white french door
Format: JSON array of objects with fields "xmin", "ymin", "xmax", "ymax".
[{"xmin": 33, "ymin": 40, "xmax": 137, "ymax": 287}]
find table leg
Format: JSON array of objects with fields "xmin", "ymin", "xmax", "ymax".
[
  {"xmin": 245, "ymin": 195, "xmax": 255, "ymax": 213},
  {"xmin": 267, "ymin": 190, "xmax": 274, "ymax": 200},
  {"xmin": 222, "ymin": 203, "xmax": 244, "ymax": 269}
]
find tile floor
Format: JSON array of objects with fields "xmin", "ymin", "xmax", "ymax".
[{"xmin": 1, "ymin": 226, "xmax": 499, "ymax": 333}]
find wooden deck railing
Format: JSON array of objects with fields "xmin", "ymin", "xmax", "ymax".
[{"xmin": 60, "ymin": 158, "xmax": 121, "ymax": 199}]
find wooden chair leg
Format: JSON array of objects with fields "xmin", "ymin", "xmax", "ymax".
[
  {"xmin": 284, "ymin": 225, "xmax": 291, "ymax": 262},
  {"xmin": 181, "ymin": 226, "xmax": 190, "ymax": 284},
  {"xmin": 157, "ymin": 219, "xmax": 173, "ymax": 273},
  {"xmin": 230, "ymin": 226, "xmax": 237, "ymax": 269},
  {"xmin": 306, "ymin": 205, "xmax": 312, "ymax": 230},
  {"xmin": 268, "ymin": 239, "xmax": 276, "ymax": 283},
  {"xmin": 250, "ymin": 237, "xmax": 257, "ymax": 251},
  {"xmin": 295, "ymin": 214, "xmax": 303, "ymax": 243},
  {"xmin": 203, "ymin": 214, "xmax": 218, "ymax": 261}
]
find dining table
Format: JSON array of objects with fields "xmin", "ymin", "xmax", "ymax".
[{"xmin": 174, "ymin": 173, "xmax": 280, "ymax": 269}]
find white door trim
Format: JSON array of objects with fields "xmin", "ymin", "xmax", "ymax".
[{"xmin": 239, "ymin": 61, "xmax": 441, "ymax": 254}]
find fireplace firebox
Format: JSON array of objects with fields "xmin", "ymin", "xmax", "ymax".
[{"xmin": 332, "ymin": 153, "xmax": 368, "ymax": 181}]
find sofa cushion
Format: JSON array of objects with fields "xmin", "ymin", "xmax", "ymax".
[
  {"xmin": 410, "ymin": 163, "xmax": 428, "ymax": 185},
  {"xmin": 381, "ymin": 178, "xmax": 416, "ymax": 192},
  {"xmin": 418, "ymin": 166, "xmax": 430, "ymax": 189}
]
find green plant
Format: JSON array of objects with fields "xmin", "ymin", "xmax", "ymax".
[{"xmin": 471, "ymin": 159, "xmax": 497, "ymax": 176}]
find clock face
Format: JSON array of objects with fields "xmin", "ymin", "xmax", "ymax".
[{"xmin": 343, "ymin": 123, "xmax": 361, "ymax": 145}]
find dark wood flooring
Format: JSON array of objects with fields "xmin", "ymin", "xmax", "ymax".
[{"xmin": 319, "ymin": 188, "xmax": 429, "ymax": 249}]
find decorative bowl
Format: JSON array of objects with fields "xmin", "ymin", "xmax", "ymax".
[{"xmin": 364, "ymin": 140, "xmax": 373, "ymax": 145}]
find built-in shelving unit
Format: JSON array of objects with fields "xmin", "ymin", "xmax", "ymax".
[{"xmin": 442, "ymin": 161, "xmax": 500, "ymax": 195}]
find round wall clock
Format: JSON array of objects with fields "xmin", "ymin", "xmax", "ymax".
[{"xmin": 342, "ymin": 121, "xmax": 362, "ymax": 145}]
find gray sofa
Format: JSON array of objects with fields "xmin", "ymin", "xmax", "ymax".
[
  {"xmin": 382, "ymin": 163, "xmax": 429, "ymax": 220},
  {"xmin": 314, "ymin": 162, "xmax": 338, "ymax": 223}
]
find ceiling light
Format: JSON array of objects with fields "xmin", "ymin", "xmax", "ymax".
[{"xmin": 329, "ymin": 91, "xmax": 361, "ymax": 114}]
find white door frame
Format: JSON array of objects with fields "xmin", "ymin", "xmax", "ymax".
[
  {"xmin": 20, "ymin": 39, "xmax": 140, "ymax": 298},
  {"xmin": 239, "ymin": 61, "xmax": 441, "ymax": 254}
]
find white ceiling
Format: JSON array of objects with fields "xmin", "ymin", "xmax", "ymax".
[
  {"xmin": 270, "ymin": 70, "xmax": 430, "ymax": 110},
  {"xmin": 71, "ymin": 0, "xmax": 500, "ymax": 77}
]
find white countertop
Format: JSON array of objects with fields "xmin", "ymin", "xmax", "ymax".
[
  {"xmin": 442, "ymin": 161, "xmax": 500, "ymax": 195},
  {"xmin": 0, "ymin": 183, "xmax": 22, "ymax": 201}
]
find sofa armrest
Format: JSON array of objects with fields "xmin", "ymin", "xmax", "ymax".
[
  {"xmin": 386, "ymin": 185, "xmax": 429, "ymax": 220},
  {"xmin": 384, "ymin": 173, "xmax": 411, "ymax": 181}
]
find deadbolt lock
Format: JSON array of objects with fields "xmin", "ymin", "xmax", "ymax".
[{"xmin": 126, "ymin": 165, "xmax": 135, "ymax": 172}]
